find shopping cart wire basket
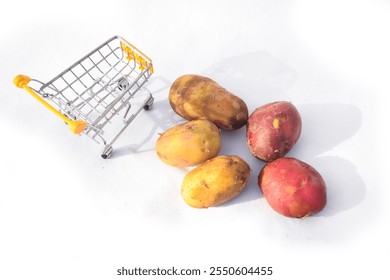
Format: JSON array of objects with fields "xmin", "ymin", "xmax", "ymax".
[{"xmin": 14, "ymin": 35, "xmax": 154, "ymax": 159}]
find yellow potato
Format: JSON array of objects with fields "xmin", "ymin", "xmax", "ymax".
[
  {"xmin": 169, "ymin": 74, "xmax": 248, "ymax": 130},
  {"xmin": 181, "ymin": 155, "xmax": 250, "ymax": 208},
  {"xmin": 156, "ymin": 119, "xmax": 221, "ymax": 167}
]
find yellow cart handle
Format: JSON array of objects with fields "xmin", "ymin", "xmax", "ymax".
[{"xmin": 13, "ymin": 75, "xmax": 87, "ymax": 135}]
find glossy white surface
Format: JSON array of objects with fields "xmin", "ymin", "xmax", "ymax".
[{"xmin": 1, "ymin": 0, "xmax": 389, "ymax": 279}]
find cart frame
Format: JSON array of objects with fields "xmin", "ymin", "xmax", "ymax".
[{"xmin": 14, "ymin": 35, "xmax": 154, "ymax": 158}]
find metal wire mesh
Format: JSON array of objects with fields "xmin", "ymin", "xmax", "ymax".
[{"xmin": 35, "ymin": 36, "xmax": 153, "ymax": 144}]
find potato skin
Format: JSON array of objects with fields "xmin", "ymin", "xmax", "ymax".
[
  {"xmin": 258, "ymin": 157, "xmax": 327, "ymax": 218},
  {"xmin": 247, "ymin": 101, "xmax": 302, "ymax": 162},
  {"xmin": 156, "ymin": 119, "xmax": 221, "ymax": 167},
  {"xmin": 181, "ymin": 155, "xmax": 250, "ymax": 208},
  {"xmin": 169, "ymin": 74, "xmax": 248, "ymax": 130}
]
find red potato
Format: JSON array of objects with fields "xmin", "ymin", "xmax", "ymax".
[
  {"xmin": 247, "ymin": 101, "xmax": 302, "ymax": 162},
  {"xmin": 258, "ymin": 157, "xmax": 327, "ymax": 218}
]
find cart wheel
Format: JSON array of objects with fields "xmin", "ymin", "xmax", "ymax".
[
  {"xmin": 101, "ymin": 145, "xmax": 113, "ymax": 159},
  {"xmin": 143, "ymin": 96, "xmax": 154, "ymax": 110}
]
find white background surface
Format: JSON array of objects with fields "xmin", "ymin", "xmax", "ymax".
[{"xmin": 1, "ymin": 0, "xmax": 389, "ymax": 279}]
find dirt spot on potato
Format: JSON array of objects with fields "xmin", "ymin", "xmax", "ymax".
[
  {"xmin": 200, "ymin": 180, "xmax": 209, "ymax": 189},
  {"xmin": 184, "ymin": 75, "xmax": 209, "ymax": 90},
  {"xmin": 227, "ymin": 157, "xmax": 236, "ymax": 166},
  {"xmin": 232, "ymin": 101, "xmax": 241, "ymax": 110}
]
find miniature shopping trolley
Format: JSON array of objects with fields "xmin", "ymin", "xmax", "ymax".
[{"xmin": 14, "ymin": 35, "xmax": 154, "ymax": 158}]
